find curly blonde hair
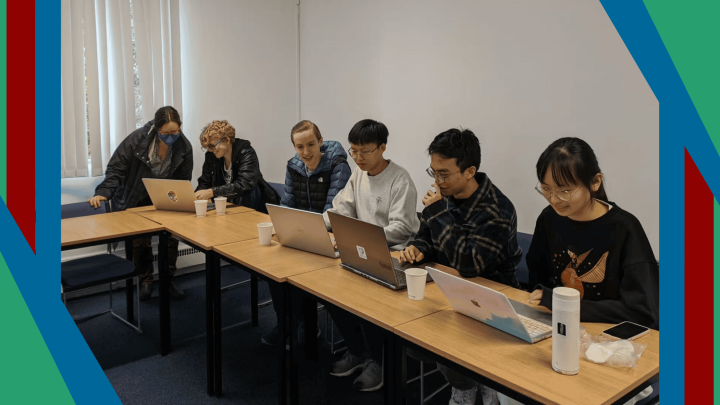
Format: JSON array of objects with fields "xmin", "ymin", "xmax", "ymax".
[{"xmin": 199, "ymin": 120, "xmax": 236, "ymax": 148}]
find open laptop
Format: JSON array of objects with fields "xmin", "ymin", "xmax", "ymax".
[
  {"xmin": 426, "ymin": 266, "xmax": 552, "ymax": 343},
  {"xmin": 266, "ymin": 204, "xmax": 339, "ymax": 258},
  {"xmin": 327, "ymin": 211, "xmax": 424, "ymax": 290},
  {"xmin": 143, "ymin": 179, "xmax": 215, "ymax": 212}
]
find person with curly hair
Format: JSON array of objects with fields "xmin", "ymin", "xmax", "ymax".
[{"xmin": 195, "ymin": 120, "xmax": 279, "ymax": 213}]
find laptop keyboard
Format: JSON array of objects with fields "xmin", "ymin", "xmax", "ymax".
[
  {"xmin": 391, "ymin": 258, "xmax": 408, "ymax": 286},
  {"xmin": 518, "ymin": 314, "xmax": 552, "ymax": 340}
]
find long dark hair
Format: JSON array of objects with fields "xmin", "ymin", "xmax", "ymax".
[
  {"xmin": 153, "ymin": 106, "xmax": 182, "ymax": 133},
  {"xmin": 536, "ymin": 137, "xmax": 608, "ymax": 202}
]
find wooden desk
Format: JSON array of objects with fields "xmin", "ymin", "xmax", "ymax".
[
  {"xmin": 162, "ymin": 210, "xmax": 266, "ymax": 251},
  {"xmin": 128, "ymin": 204, "xmax": 253, "ymax": 225},
  {"xmin": 62, "ymin": 211, "xmax": 163, "ymax": 248},
  {"xmin": 394, "ymin": 308, "xmax": 660, "ymax": 405},
  {"xmin": 289, "ymin": 265, "xmax": 449, "ymax": 332},
  {"xmin": 61, "ymin": 211, "xmax": 171, "ymax": 356}
]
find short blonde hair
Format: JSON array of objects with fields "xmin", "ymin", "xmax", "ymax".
[
  {"xmin": 200, "ymin": 120, "xmax": 236, "ymax": 148},
  {"xmin": 290, "ymin": 120, "xmax": 322, "ymax": 145}
]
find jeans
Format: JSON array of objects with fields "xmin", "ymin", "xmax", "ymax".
[
  {"xmin": 132, "ymin": 236, "xmax": 179, "ymax": 284},
  {"xmin": 327, "ymin": 304, "xmax": 384, "ymax": 363}
]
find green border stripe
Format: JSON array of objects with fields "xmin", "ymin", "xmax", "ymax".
[
  {"xmin": 0, "ymin": 0, "xmax": 6, "ymax": 202},
  {"xmin": 0, "ymin": 253, "xmax": 75, "ymax": 404}
]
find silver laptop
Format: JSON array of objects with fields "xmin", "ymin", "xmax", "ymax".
[
  {"xmin": 426, "ymin": 266, "xmax": 552, "ymax": 343},
  {"xmin": 266, "ymin": 204, "xmax": 339, "ymax": 258},
  {"xmin": 142, "ymin": 179, "xmax": 199, "ymax": 212},
  {"xmin": 327, "ymin": 211, "xmax": 422, "ymax": 290}
]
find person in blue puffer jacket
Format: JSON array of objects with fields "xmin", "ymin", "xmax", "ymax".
[
  {"xmin": 262, "ymin": 120, "xmax": 351, "ymax": 348},
  {"xmin": 280, "ymin": 120, "xmax": 352, "ymax": 213}
]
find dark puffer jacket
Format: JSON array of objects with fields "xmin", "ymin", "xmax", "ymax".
[
  {"xmin": 280, "ymin": 140, "xmax": 352, "ymax": 213},
  {"xmin": 196, "ymin": 139, "xmax": 279, "ymax": 213},
  {"xmin": 95, "ymin": 120, "xmax": 193, "ymax": 211}
]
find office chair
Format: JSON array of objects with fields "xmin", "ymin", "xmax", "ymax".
[{"xmin": 61, "ymin": 201, "xmax": 142, "ymax": 333}]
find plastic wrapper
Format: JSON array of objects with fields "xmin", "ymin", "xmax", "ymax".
[{"xmin": 579, "ymin": 326, "xmax": 647, "ymax": 369}]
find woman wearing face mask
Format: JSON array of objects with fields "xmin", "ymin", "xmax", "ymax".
[
  {"xmin": 195, "ymin": 120, "xmax": 279, "ymax": 213},
  {"xmin": 89, "ymin": 106, "xmax": 193, "ymax": 300}
]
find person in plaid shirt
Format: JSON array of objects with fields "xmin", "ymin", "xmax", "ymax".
[{"xmin": 399, "ymin": 127, "xmax": 522, "ymax": 405}]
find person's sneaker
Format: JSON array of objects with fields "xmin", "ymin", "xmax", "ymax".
[
  {"xmin": 449, "ymin": 386, "xmax": 477, "ymax": 405},
  {"xmin": 261, "ymin": 325, "xmax": 279, "ymax": 346},
  {"xmin": 169, "ymin": 281, "xmax": 186, "ymax": 300},
  {"xmin": 353, "ymin": 360, "xmax": 383, "ymax": 392},
  {"xmin": 479, "ymin": 384, "xmax": 499, "ymax": 405},
  {"xmin": 139, "ymin": 283, "xmax": 153, "ymax": 301},
  {"xmin": 329, "ymin": 351, "xmax": 366, "ymax": 377}
]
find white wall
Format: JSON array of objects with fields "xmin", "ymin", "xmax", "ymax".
[
  {"xmin": 180, "ymin": 0, "xmax": 298, "ymax": 185},
  {"xmin": 298, "ymin": 0, "xmax": 659, "ymax": 255}
]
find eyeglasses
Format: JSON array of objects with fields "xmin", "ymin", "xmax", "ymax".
[
  {"xmin": 202, "ymin": 138, "xmax": 225, "ymax": 153},
  {"xmin": 348, "ymin": 146, "xmax": 379, "ymax": 159},
  {"xmin": 426, "ymin": 167, "xmax": 461, "ymax": 184},
  {"xmin": 534, "ymin": 183, "xmax": 581, "ymax": 202}
]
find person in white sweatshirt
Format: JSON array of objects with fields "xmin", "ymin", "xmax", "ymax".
[{"xmin": 325, "ymin": 119, "xmax": 419, "ymax": 392}]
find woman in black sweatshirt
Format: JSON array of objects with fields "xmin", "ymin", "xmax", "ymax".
[{"xmin": 527, "ymin": 137, "xmax": 659, "ymax": 329}]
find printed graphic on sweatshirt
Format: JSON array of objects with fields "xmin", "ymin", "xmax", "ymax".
[{"xmin": 554, "ymin": 246, "xmax": 609, "ymax": 298}]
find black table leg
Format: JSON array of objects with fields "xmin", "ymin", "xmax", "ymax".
[
  {"xmin": 251, "ymin": 273, "xmax": 259, "ymax": 327},
  {"xmin": 158, "ymin": 232, "xmax": 170, "ymax": 356},
  {"xmin": 124, "ymin": 239, "xmax": 134, "ymax": 324},
  {"xmin": 303, "ymin": 296, "xmax": 318, "ymax": 362},
  {"xmin": 278, "ymin": 282, "xmax": 288, "ymax": 405},
  {"xmin": 211, "ymin": 251, "xmax": 223, "ymax": 396},
  {"xmin": 395, "ymin": 335, "xmax": 407, "ymax": 405},
  {"xmin": 385, "ymin": 331, "xmax": 396, "ymax": 405},
  {"xmin": 289, "ymin": 285, "xmax": 300, "ymax": 405},
  {"xmin": 205, "ymin": 250, "xmax": 216, "ymax": 396}
]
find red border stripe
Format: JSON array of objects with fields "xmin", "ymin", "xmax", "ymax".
[
  {"xmin": 7, "ymin": 0, "xmax": 35, "ymax": 252},
  {"xmin": 684, "ymin": 149, "xmax": 714, "ymax": 402}
]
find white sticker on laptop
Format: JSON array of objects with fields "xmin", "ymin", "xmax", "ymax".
[{"xmin": 356, "ymin": 245, "xmax": 368, "ymax": 260}]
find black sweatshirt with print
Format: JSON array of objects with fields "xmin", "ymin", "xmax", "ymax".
[{"xmin": 527, "ymin": 202, "xmax": 659, "ymax": 329}]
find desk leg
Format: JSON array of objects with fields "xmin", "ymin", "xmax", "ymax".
[
  {"xmin": 251, "ymin": 273, "xmax": 259, "ymax": 327},
  {"xmin": 205, "ymin": 251, "xmax": 216, "ymax": 396},
  {"xmin": 289, "ymin": 286, "xmax": 300, "ymax": 405},
  {"xmin": 211, "ymin": 251, "xmax": 223, "ymax": 396},
  {"xmin": 303, "ymin": 296, "xmax": 318, "ymax": 362},
  {"xmin": 158, "ymin": 232, "xmax": 170, "ymax": 356},
  {"xmin": 278, "ymin": 282, "xmax": 288, "ymax": 405},
  {"xmin": 124, "ymin": 239, "xmax": 134, "ymax": 325},
  {"xmin": 394, "ymin": 336, "xmax": 407, "ymax": 405},
  {"xmin": 384, "ymin": 330, "xmax": 396, "ymax": 405}
]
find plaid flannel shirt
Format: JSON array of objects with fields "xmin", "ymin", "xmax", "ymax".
[{"xmin": 409, "ymin": 172, "xmax": 521, "ymax": 288}]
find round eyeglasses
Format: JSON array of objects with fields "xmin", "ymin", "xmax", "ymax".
[{"xmin": 534, "ymin": 183, "xmax": 581, "ymax": 202}]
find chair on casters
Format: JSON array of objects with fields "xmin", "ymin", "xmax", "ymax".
[{"xmin": 61, "ymin": 201, "xmax": 142, "ymax": 333}]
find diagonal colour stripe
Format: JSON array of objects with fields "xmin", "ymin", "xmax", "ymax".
[
  {"xmin": 684, "ymin": 149, "xmax": 714, "ymax": 403},
  {"xmin": 7, "ymin": 0, "xmax": 35, "ymax": 252}
]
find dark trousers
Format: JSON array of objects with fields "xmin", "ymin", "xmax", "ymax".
[
  {"xmin": 132, "ymin": 236, "xmax": 180, "ymax": 284},
  {"xmin": 327, "ymin": 304, "xmax": 384, "ymax": 363}
]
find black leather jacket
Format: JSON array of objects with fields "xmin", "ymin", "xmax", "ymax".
[
  {"xmin": 94, "ymin": 120, "xmax": 193, "ymax": 211},
  {"xmin": 196, "ymin": 139, "xmax": 279, "ymax": 212}
]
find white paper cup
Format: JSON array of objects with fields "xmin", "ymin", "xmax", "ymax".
[
  {"xmin": 405, "ymin": 268, "xmax": 428, "ymax": 300},
  {"xmin": 195, "ymin": 200, "xmax": 208, "ymax": 217},
  {"xmin": 215, "ymin": 196, "xmax": 227, "ymax": 215},
  {"xmin": 258, "ymin": 222, "xmax": 273, "ymax": 245}
]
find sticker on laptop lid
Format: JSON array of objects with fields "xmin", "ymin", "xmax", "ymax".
[
  {"xmin": 168, "ymin": 190, "xmax": 178, "ymax": 203},
  {"xmin": 356, "ymin": 245, "xmax": 367, "ymax": 260}
]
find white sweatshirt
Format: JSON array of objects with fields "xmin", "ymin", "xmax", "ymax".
[{"xmin": 324, "ymin": 160, "xmax": 420, "ymax": 249}]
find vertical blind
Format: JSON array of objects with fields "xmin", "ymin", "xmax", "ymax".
[{"xmin": 61, "ymin": 0, "xmax": 183, "ymax": 178}]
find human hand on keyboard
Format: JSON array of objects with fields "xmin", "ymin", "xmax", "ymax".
[
  {"xmin": 529, "ymin": 289, "xmax": 543, "ymax": 305},
  {"xmin": 399, "ymin": 245, "xmax": 424, "ymax": 264}
]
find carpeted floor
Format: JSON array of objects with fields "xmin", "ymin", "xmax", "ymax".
[{"xmin": 67, "ymin": 266, "xmax": 451, "ymax": 405}]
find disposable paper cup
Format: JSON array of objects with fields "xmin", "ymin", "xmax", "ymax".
[
  {"xmin": 215, "ymin": 196, "xmax": 227, "ymax": 215},
  {"xmin": 405, "ymin": 268, "xmax": 428, "ymax": 300},
  {"xmin": 258, "ymin": 222, "xmax": 273, "ymax": 245},
  {"xmin": 195, "ymin": 200, "xmax": 208, "ymax": 217}
]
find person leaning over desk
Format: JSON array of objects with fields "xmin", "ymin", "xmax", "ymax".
[
  {"xmin": 88, "ymin": 106, "xmax": 193, "ymax": 301},
  {"xmin": 398, "ymin": 128, "xmax": 522, "ymax": 405},
  {"xmin": 195, "ymin": 120, "xmax": 279, "ymax": 213},
  {"xmin": 525, "ymin": 137, "xmax": 659, "ymax": 405}
]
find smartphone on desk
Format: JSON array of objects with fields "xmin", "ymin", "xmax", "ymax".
[{"xmin": 601, "ymin": 321, "xmax": 650, "ymax": 341}]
